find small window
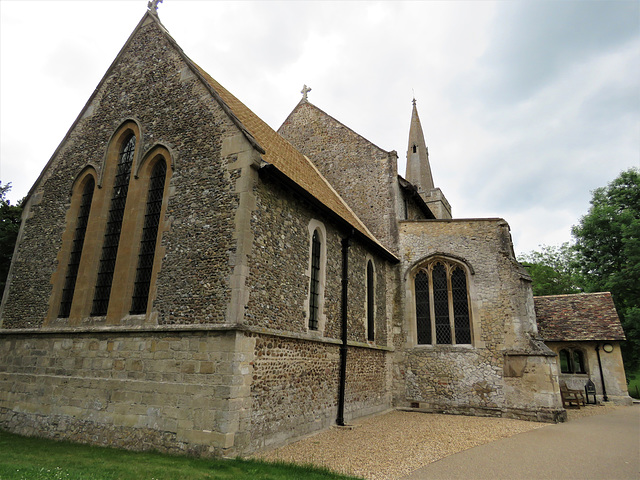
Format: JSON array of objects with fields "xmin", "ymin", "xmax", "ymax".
[
  {"xmin": 309, "ymin": 229, "xmax": 321, "ymax": 330},
  {"xmin": 414, "ymin": 258, "xmax": 472, "ymax": 345},
  {"xmin": 412, "ymin": 144, "xmax": 417, "ymax": 154},
  {"xmin": 573, "ymin": 350, "xmax": 586, "ymax": 374},
  {"xmin": 559, "ymin": 349, "xmax": 572, "ymax": 373},
  {"xmin": 366, "ymin": 260, "xmax": 375, "ymax": 341},
  {"xmin": 559, "ymin": 348, "xmax": 587, "ymax": 374}
]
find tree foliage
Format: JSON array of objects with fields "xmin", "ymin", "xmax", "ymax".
[
  {"xmin": 0, "ymin": 183, "xmax": 23, "ymax": 296},
  {"xmin": 572, "ymin": 167, "xmax": 640, "ymax": 373},
  {"xmin": 519, "ymin": 243, "xmax": 584, "ymax": 296},
  {"xmin": 520, "ymin": 168, "xmax": 640, "ymax": 375}
]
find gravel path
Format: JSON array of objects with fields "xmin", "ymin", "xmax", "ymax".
[{"xmin": 253, "ymin": 405, "xmax": 623, "ymax": 480}]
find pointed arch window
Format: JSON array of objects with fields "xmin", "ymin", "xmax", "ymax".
[
  {"xmin": 309, "ymin": 229, "xmax": 321, "ymax": 330},
  {"xmin": 91, "ymin": 134, "xmax": 136, "ymax": 316},
  {"xmin": 414, "ymin": 258, "xmax": 472, "ymax": 345},
  {"xmin": 130, "ymin": 159, "xmax": 167, "ymax": 314},
  {"xmin": 58, "ymin": 177, "xmax": 95, "ymax": 318},
  {"xmin": 367, "ymin": 260, "xmax": 375, "ymax": 341}
]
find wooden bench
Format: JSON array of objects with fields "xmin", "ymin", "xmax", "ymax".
[{"xmin": 560, "ymin": 382, "xmax": 586, "ymax": 408}]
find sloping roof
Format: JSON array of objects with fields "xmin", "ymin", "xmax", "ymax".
[
  {"xmin": 397, "ymin": 176, "xmax": 436, "ymax": 219},
  {"xmin": 534, "ymin": 292, "xmax": 626, "ymax": 342},
  {"xmin": 186, "ymin": 61, "xmax": 396, "ymax": 262},
  {"xmin": 25, "ymin": 11, "xmax": 396, "ymax": 262}
]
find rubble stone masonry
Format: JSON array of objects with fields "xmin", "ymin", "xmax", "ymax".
[
  {"xmin": 397, "ymin": 219, "xmax": 564, "ymax": 422},
  {"xmin": 278, "ymin": 101, "xmax": 401, "ymax": 252}
]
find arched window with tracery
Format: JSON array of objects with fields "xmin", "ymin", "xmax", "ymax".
[
  {"xmin": 414, "ymin": 258, "xmax": 472, "ymax": 345},
  {"xmin": 91, "ymin": 134, "xmax": 136, "ymax": 316},
  {"xmin": 130, "ymin": 158, "xmax": 167, "ymax": 314},
  {"xmin": 58, "ymin": 176, "xmax": 95, "ymax": 318}
]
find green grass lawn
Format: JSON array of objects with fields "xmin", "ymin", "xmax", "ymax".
[
  {"xmin": 628, "ymin": 369, "xmax": 640, "ymax": 399},
  {"xmin": 0, "ymin": 430, "xmax": 361, "ymax": 480}
]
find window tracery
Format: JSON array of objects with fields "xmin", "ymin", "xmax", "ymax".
[{"xmin": 414, "ymin": 258, "xmax": 472, "ymax": 345}]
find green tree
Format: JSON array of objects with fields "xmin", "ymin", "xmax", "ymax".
[
  {"xmin": 572, "ymin": 167, "xmax": 640, "ymax": 373},
  {"xmin": 519, "ymin": 243, "xmax": 584, "ymax": 296},
  {"xmin": 0, "ymin": 182, "xmax": 23, "ymax": 296}
]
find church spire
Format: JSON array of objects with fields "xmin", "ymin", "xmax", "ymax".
[{"xmin": 405, "ymin": 98, "xmax": 434, "ymax": 193}]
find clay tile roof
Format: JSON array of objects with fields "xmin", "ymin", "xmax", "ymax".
[
  {"xmin": 191, "ymin": 64, "xmax": 394, "ymax": 259},
  {"xmin": 534, "ymin": 292, "xmax": 626, "ymax": 342}
]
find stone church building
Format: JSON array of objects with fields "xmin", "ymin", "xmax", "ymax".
[{"xmin": 1, "ymin": 8, "xmax": 580, "ymax": 456}]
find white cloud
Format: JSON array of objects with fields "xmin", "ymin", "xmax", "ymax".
[{"xmin": 1, "ymin": 0, "xmax": 638, "ymax": 256}]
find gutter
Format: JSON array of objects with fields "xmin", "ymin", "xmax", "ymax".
[{"xmin": 336, "ymin": 235, "xmax": 351, "ymax": 426}]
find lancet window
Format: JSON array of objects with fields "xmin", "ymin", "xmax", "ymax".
[
  {"xmin": 414, "ymin": 258, "xmax": 472, "ymax": 345},
  {"xmin": 367, "ymin": 260, "xmax": 375, "ymax": 341},
  {"xmin": 91, "ymin": 134, "xmax": 136, "ymax": 316},
  {"xmin": 130, "ymin": 158, "xmax": 167, "ymax": 314},
  {"xmin": 58, "ymin": 177, "xmax": 95, "ymax": 318},
  {"xmin": 309, "ymin": 229, "xmax": 321, "ymax": 330}
]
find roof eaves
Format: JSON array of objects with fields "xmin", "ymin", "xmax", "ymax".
[
  {"xmin": 397, "ymin": 175, "xmax": 436, "ymax": 219},
  {"xmin": 259, "ymin": 164, "xmax": 399, "ymax": 263}
]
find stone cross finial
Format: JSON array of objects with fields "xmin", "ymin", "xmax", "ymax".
[
  {"xmin": 301, "ymin": 84, "xmax": 312, "ymax": 101},
  {"xmin": 147, "ymin": 0, "xmax": 163, "ymax": 13}
]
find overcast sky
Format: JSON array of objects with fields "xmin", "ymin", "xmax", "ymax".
[{"xmin": 1, "ymin": 0, "xmax": 638, "ymax": 255}]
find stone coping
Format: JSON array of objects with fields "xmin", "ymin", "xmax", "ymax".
[
  {"xmin": 0, "ymin": 324, "xmax": 394, "ymax": 352},
  {"xmin": 398, "ymin": 217, "xmax": 506, "ymax": 224}
]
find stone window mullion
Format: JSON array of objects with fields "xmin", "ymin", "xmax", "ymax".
[
  {"xmin": 427, "ymin": 266, "xmax": 435, "ymax": 345},
  {"xmin": 446, "ymin": 264, "xmax": 456, "ymax": 345},
  {"xmin": 414, "ymin": 257, "xmax": 472, "ymax": 346}
]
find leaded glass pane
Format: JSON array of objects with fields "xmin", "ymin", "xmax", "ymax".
[
  {"xmin": 309, "ymin": 230, "xmax": 321, "ymax": 330},
  {"xmin": 559, "ymin": 349, "xmax": 571, "ymax": 373},
  {"xmin": 367, "ymin": 260, "xmax": 374, "ymax": 341},
  {"xmin": 573, "ymin": 350, "xmax": 586, "ymax": 374},
  {"xmin": 130, "ymin": 159, "xmax": 166, "ymax": 314},
  {"xmin": 59, "ymin": 178, "xmax": 95, "ymax": 318},
  {"xmin": 91, "ymin": 134, "xmax": 135, "ymax": 316},
  {"xmin": 451, "ymin": 267, "xmax": 471, "ymax": 344},
  {"xmin": 415, "ymin": 270, "xmax": 431, "ymax": 344},
  {"xmin": 433, "ymin": 263, "xmax": 451, "ymax": 344}
]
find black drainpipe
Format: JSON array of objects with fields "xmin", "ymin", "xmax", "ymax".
[
  {"xmin": 595, "ymin": 344, "xmax": 608, "ymax": 402},
  {"xmin": 336, "ymin": 235, "xmax": 351, "ymax": 426}
]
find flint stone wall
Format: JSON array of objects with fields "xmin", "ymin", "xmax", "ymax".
[
  {"xmin": 278, "ymin": 102, "xmax": 400, "ymax": 252},
  {"xmin": 247, "ymin": 176, "xmax": 390, "ymax": 346},
  {"xmin": 1, "ymin": 17, "xmax": 243, "ymax": 329},
  {"xmin": 248, "ymin": 333, "xmax": 392, "ymax": 452}
]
